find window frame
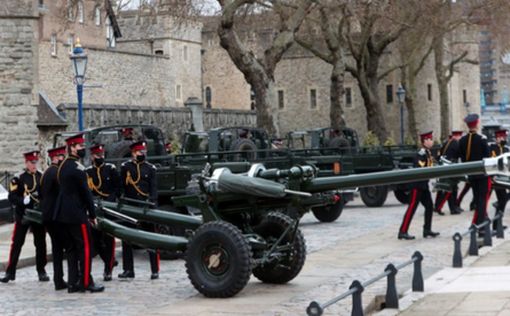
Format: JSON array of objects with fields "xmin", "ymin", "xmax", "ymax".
[{"xmin": 309, "ymin": 87, "xmax": 318, "ymax": 109}]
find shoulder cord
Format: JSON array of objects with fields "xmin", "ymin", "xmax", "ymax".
[
  {"xmin": 87, "ymin": 164, "xmax": 109, "ymax": 198},
  {"xmin": 442, "ymin": 139, "xmax": 452, "ymax": 156},
  {"xmin": 466, "ymin": 133, "xmax": 473, "ymax": 161},
  {"xmin": 24, "ymin": 173, "xmax": 39, "ymax": 203},
  {"xmin": 126, "ymin": 162, "xmax": 149, "ymax": 197}
]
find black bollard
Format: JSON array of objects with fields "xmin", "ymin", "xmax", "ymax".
[
  {"xmin": 350, "ymin": 280, "xmax": 364, "ymax": 316},
  {"xmin": 496, "ymin": 212, "xmax": 505, "ymax": 239},
  {"xmin": 385, "ymin": 264, "xmax": 399, "ymax": 309},
  {"xmin": 469, "ymin": 226, "xmax": 479, "ymax": 256},
  {"xmin": 412, "ymin": 251, "xmax": 424, "ymax": 292},
  {"xmin": 306, "ymin": 301, "xmax": 323, "ymax": 316},
  {"xmin": 452, "ymin": 233, "xmax": 463, "ymax": 268},
  {"xmin": 483, "ymin": 220, "xmax": 492, "ymax": 247}
]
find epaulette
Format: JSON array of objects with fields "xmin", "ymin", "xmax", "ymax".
[
  {"xmin": 76, "ymin": 161, "xmax": 85, "ymax": 171},
  {"xmin": 106, "ymin": 163, "xmax": 116, "ymax": 169},
  {"xmin": 481, "ymin": 134, "xmax": 487, "ymax": 139},
  {"xmin": 121, "ymin": 161, "xmax": 130, "ymax": 167},
  {"xmin": 85, "ymin": 165, "xmax": 92, "ymax": 170},
  {"xmin": 145, "ymin": 162, "xmax": 156, "ymax": 169},
  {"xmin": 418, "ymin": 148, "xmax": 426, "ymax": 155}
]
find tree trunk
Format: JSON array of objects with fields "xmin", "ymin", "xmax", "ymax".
[
  {"xmin": 434, "ymin": 37, "xmax": 450, "ymax": 141},
  {"xmin": 330, "ymin": 59, "xmax": 346, "ymax": 130},
  {"xmin": 357, "ymin": 75, "xmax": 389, "ymax": 142},
  {"xmin": 250, "ymin": 74, "xmax": 279, "ymax": 137},
  {"xmin": 403, "ymin": 71, "xmax": 418, "ymax": 141}
]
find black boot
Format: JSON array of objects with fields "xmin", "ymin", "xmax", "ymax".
[
  {"xmin": 118, "ymin": 270, "xmax": 135, "ymax": 279},
  {"xmin": 0, "ymin": 273, "xmax": 15, "ymax": 283},
  {"xmin": 150, "ymin": 273, "xmax": 159, "ymax": 280},
  {"xmin": 423, "ymin": 230, "xmax": 440, "ymax": 238},
  {"xmin": 398, "ymin": 232, "xmax": 415, "ymax": 240},
  {"xmin": 85, "ymin": 282, "xmax": 105, "ymax": 293},
  {"xmin": 38, "ymin": 271, "xmax": 50, "ymax": 282},
  {"xmin": 103, "ymin": 272, "xmax": 112, "ymax": 282},
  {"xmin": 434, "ymin": 210, "xmax": 445, "ymax": 216},
  {"xmin": 54, "ymin": 280, "xmax": 68, "ymax": 291}
]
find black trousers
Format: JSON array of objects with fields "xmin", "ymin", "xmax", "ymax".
[
  {"xmin": 435, "ymin": 186, "xmax": 458, "ymax": 213},
  {"xmin": 121, "ymin": 222, "xmax": 159, "ymax": 274},
  {"xmin": 470, "ymin": 177, "xmax": 491, "ymax": 226},
  {"xmin": 91, "ymin": 227, "xmax": 116, "ymax": 274},
  {"xmin": 61, "ymin": 223, "xmax": 93, "ymax": 288},
  {"xmin": 493, "ymin": 187, "xmax": 508, "ymax": 229},
  {"xmin": 46, "ymin": 222, "xmax": 67, "ymax": 284},
  {"xmin": 5, "ymin": 221, "xmax": 47, "ymax": 276},
  {"xmin": 399, "ymin": 188, "xmax": 434, "ymax": 233}
]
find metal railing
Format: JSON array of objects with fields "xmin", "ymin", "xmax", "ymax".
[
  {"xmin": 452, "ymin": 213, "xmax": 504, "ymax": 268},
  {"xmin": 306, "ymin": 251, "xmax": 424, "ymax": 316}
]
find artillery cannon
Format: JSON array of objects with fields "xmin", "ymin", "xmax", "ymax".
[{"xmin": 24, "ymin": 153, "xmax": 510, "ymax": 298}]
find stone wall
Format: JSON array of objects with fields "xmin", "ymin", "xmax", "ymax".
[
  {"xmin": 38, "ymin": 41, "xmax": 176, "ymax": 107},
  {"xmin": 0, "ymin": 0, "xmax": 41, "ymax": 172},
  {"xmin": 55, "ymin": 103, "xmax": 256, "ymax": 140}
]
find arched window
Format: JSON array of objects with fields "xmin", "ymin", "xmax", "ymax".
[
  {"xmin": 205, "ymin": 87, "xmax": 212, "ymax": 108},
  {"xmin": 78, "ymin": 1, "xmax": 84, "ymax": 24},
  {"xmin": 250, "ymin": 87, "xmax": 256, "ymax": 110},
  {"xmin": 95, "ymin": 6, "xmax": 101, "ymax": 26}
]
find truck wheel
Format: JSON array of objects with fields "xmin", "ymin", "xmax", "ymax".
[
  {"xmin": 311, "ymin": 199, "xmax": 344, "ymax": 222},
  {"xmin": 252, "ymin": 212, "xmax": 306, "ymax": 284},
  {"xmin": 360, "ymin": 185, "xmax": 388, "ymax": 207},
  {"xmin": 394, "ymin": 189, "xmax": 410, "ymax": 204},
  {"xmin": 185, "ymin": 221, "xmax": 252, "ymax": 298},
  {"xmin": 229, "ymin": 139, "xmax": 257, "ymax": 160}
]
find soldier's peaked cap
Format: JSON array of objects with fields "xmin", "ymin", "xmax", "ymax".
[
  {"xmin": 451, "ymin": 130, "xmax": 463, "ymax": 137},
  {"xmin": 464, "ymin": 113, "xmax": 479, "ymax": 128},
  {"xmin": 419, "ymin": 131, "xmax": 433, "ymax": 142},
  {"xmin": 65, "ymin": 133, "xmax": 85, "ymax": 146},
  {"xmin": 23, "ymin": 150, "xmax": 40, "ymax": 162},
  {"xmin": 496, "ymin": 129, "xmax": 508, "ymax": 138},
  {"xmin": 130, "ymin": 141, "xmax": 147, "ymax": 152},
  {"xmin": 47, "ymin": 146, "xmax": 66, "ymax": 158},
  {"xmin": 90, "ymin": 144, "xmax": 105, "ymax": 154}
]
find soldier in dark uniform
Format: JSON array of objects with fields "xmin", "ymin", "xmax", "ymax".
[
  {"xmin": 121, "ymin": 127, "xmax": 134, "ymax": 141},
  {"xmin": 54, "ymin": 134, "xmax": 104, "ymax": 293},
  {"xmin": 489, "ymin": 129, "xmax": 509, "ymax": 230},
  {"xmin": 398, "ymin": 131, "xmax": 440, "ymax": 240},
  {"xmin": 0, "ymin": 151, "xmax": 49, "ymax": 283},
  {"xmin": 458, "ymin": 113, "xmax": 491, "ymax": 229},
  {"xmin": 434, "ymin": 130, "xmax": 464, "ymax": 215},
  {"xmin": 118, "ymin": 141, "xmax": 160, "ymax": 280},
  {"xmin": 86, "ymin": 144, "xmax": 121, "ymax": 281},
  {"xmin": 40, "ymin": 146, "xmax": 67, "ymax": 290}
]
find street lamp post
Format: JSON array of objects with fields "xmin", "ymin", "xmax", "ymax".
[
  {"xmin": 396, "ymin": 85, "xmax": 406, "ymax": 145},
  {"xmin": 70, "ymin": 38, "xmax": 88, "ymax": 131}
]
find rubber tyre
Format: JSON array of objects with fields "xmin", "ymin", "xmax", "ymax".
[
  {"xmin": 229, "ymin": 138, "xmax": 257, "ymax": 160},
  {"xmin": 360, "ymin": 185, "xmax": 388, "ymax": 207},
  {"xmin": 394, "ymin": 189, "xmax": 410, "ymax": 204},
  {"xmin": 311, "ymin": 200, "xmax": 344, "ymax": 222},
  {"xmin": 185, "ymin": 221, "xmax": 252, "ymax": 298},
  {"xmin": 252, "ymin": 212, "xmax": 306, "ymax": 284}
]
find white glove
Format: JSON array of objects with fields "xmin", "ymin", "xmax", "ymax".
[{"xmin": 23, "ymin": 195, "xmax": 30, "ymax": 205}]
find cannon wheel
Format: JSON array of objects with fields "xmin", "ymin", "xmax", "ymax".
[
  {"xmin": 311, "ymin": 199, "xmax": 344, "ymax": 222},
  {"xmin": 185, "ymin": 221, "xmax": 252, "ymax": 298},
  {"xmin": 252, "ymin": 212, "xmax": 306, "ymax": 284},
  {"xmin": 360, "ymin": 185, "xmax": 388, "ymax": 207},
  {"xmin": 394, "ymin": 189, "xmax": 410, "ymax": 204}
]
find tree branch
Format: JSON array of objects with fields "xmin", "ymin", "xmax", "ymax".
[{"xmin": 378, "ymin": 63, "xmax": 406, "ymax": 82}]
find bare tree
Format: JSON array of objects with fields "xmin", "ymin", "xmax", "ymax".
[
  {"xmin": 216, "ymin": 0, "xmax": 313, "ymax": 136},
  {"xmin": 296, "ymin": 1, "xmax": 348, "ymax": 131},
  {"xmin": 342, "ymin": 0, "xmax": 420, "ymax": 142}
]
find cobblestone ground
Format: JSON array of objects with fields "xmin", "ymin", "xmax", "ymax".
[{"xmin": 0, "ymin": 191, "xmax": 500, "ymax": 316}]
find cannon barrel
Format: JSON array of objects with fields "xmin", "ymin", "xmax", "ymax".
[
  {"xmin": 302, "ymin": 155, "xmax": 509, "ymax": 193},
  {"xmin": 100, "ymin": 201, "xmax": 202, "ymax": 230},
  {"xmin": 97, "ymin": 217, "xmax": 188, "ymax": 251},
  {"xmin": 212, "ymin": 168, "xmax": 288, "ymax": 198}
]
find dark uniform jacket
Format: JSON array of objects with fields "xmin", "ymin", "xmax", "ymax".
[
  {"xmin": 458, "ymin": 131, "xmax": 490, "ymax": 179},
  {"xmin": 121, "ymin": 160, "xmax": 157, "ymax": 203},
  {"xmin": 439, "ymin": 139, "xmax": 459, "ymax": 162},
  {"xmin": 489, "ymin": 143, "xmax": 509, "ymax": 157},
  {"xmin": 53, "ymin": 156, "xmax": 96, "ymax": 224},
  {"xmin": 40, "ymin": 164, "xmax": 60, "ymax": 223},
  {"xmin": 411, "ymin": 148, "xmax": 434, "ymax": 190},
  {"xmin": 86, "ymin": 163, "xmax": 121, "ymax": 202},
  {"xmin": 8, "ymin": 170, "xmax": 42, "ymax": 222}
]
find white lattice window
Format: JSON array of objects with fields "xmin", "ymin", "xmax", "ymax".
[
  {"xmin": 95, "ymin": 6, "xmax": 101, "ymax": 26},
  {"xmin": 78, "ymin": 1, "xmax": 84, "ymax": 24},
  {"xmin": 50, "ymin": 34, "xmax": 57, "ymax": 56},
  {"xmin": 67, "ymin": 34, "xmax": 74, "ymax": 54},
  {"xmin": 176, "ymin": 84, "xmax": 182, "ymax": 101}
]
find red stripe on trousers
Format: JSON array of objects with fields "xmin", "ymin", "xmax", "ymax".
[
  {"xmin": 438, "ymin": 192, "xmax": 452, "ymax": 211},
  {"xmin": 402, "ymin": 189, "xmax": 418, "ymax": 233},
  {"xmin": 81, "ymin": 224, "xmax": 90, "ymax": 288},
  {"xmin": 7, "ymin": 223, "xmax": 18, "ymax": 269},
  {"xmin": 486, "ymin": 178, "xmax": 492, "ymax": 218},
  {"xmin": 109, "ymin": 238, "xmax": 116, "ymax": 271}
]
